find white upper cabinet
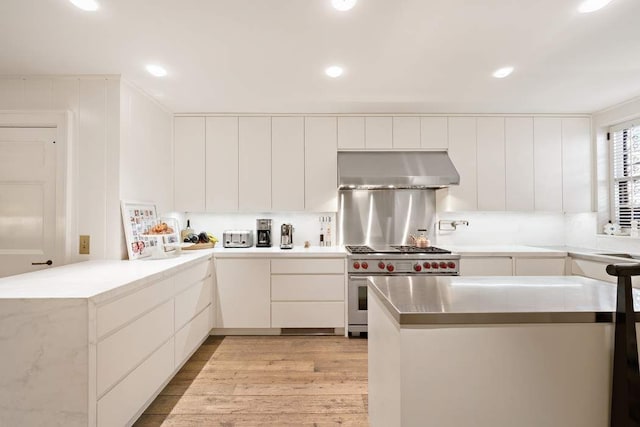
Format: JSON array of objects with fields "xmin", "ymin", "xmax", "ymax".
[
  {"xmin": 272, "ymin": 117, "xmax": 305, "ymax": 211},
  {"xmin": 238, "ymin": 117, "xmax": 271, "ymax": 211},
  {"xmin": 392, "ymin": 117, "xmax": 420, "ymax": 149},
  {"xmin": 444, "ymin": 117, "xmax": 477, "ymax": 211},
  {"xmin": 174, "ymin": 117, "xmax": 205, "ymax": 212},
  {"xmin": 562, "ymin": 117, "xmax": 592, "ymax": 213},
  {"xmin": 206, "ymin": 117, "xmax": 238, "ymax": 212},
  {"xmin": 477, "ymin": 117, "xmax": 506, "ymax": 211},
  {"xmin": 505, "ymin": 117, "xmax": 534, "ymax": 211},
  {"xmin": 534, "ymin": 118, "xmax": 563, "ymax": 212},
  {"xmin": 337, "ymin": 117, "xmax": 365, "ymax": 149},
  {"xmin": 420, "ymin": 117, "xmax": 448, "ymax": 150},
  {"xmin": 365, "ymin": 117, "xmax": 393, "ymax": 149},
  {"xmin": 305, "ymin": 117, "xmax": 338, "ymax": 212}
]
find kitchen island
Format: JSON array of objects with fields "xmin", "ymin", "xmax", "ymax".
[{"xmin": 367, "ymin": 275, "xmax": 640, "ymax": 427}]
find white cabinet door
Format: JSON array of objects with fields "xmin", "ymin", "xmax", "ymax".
[
  {"xmin": 505, "ymin": 117, "xmax": 534, "ymax": 211},
  {"xmin": 365, "ymin": 117, "xmax": 392, "ymax": 149},
  {"xmin": 215, "ymin": 258, "xmax": 271, "ymax": 328},
  {"xmin": 444, "ymin": 117, "xmax": 477, "ymax": 211},
  {"xmin": 562, "ymin": 117, "xmax": 592, "ymax": 213},
  {"xmin": 305, "ymin": 117, "xmax": 338, "ymax": 212},
  {"xmin": 174, "ymin": 117, "xmax": 205, "ymax": 212},
  {"xmin": 421, "ymin": 117, "xmax": 448, "ymax": 150},
  {"xmin": 338, "ymin": 117, "xmax": 365, "ymax": 149},
  {"xmin": 534, "ymin": 118, "xmax": 563, "ymax": 212},
  {"xmin": 460, "ymin": 257, "xmax": 513, "ymax": 275},
  {"xmin": 393, "ymin": 117, "xmax": 420, "ymax": 149},
  {"xmin": 206, "ymin": 117, "xmax": 238, "ymax": 211},
  {"xmin": 514, "ymin": 258, "xmax": 566, "ymax": 276},
  {"xmin": 272, "ymin": 117, "xmax": 304, "ymax": 211},
  {"xmin": 238, "ymin": 117, "xmax": 271, "ymax": 211},
  {"xmin": 477, "ymin": 117, "xmax": 506, "ymax": 211}
]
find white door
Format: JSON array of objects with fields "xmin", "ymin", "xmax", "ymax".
[{"xmin": 0, "ymin": 127, "xmax": 57, "ymax": 277}]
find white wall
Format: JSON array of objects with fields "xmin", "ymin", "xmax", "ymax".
[
  {"xmin": 0, "ymin": 76, "xmax": 120, "ymax": 261},
  {"xmin": 119, "ymin": 81, "xmax": 173, "ymax": 258}
]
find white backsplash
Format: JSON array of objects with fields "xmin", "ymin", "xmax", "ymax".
[
  {"xmin": 165, "ymin": 210, "xmax": 640, "ymax": 253},
  {"xmin": 435, "ymin": 212, "xmax": 567, "ymax": 246},
  {"xmin": 165, "ymin": 212, "xmax": 336, "ymax": 248}
]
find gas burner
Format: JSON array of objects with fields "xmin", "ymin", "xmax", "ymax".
[
  {"xmin": 390, "ymin": 245, "xmax": 451, "ymax": 254},
  {"xmin": 345, "ymin": 245, "xmax": 375, "ymax": 254}
]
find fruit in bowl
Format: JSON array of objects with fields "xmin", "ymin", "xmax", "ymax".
[{"xmin": 147, "ymin": 222, "xmax": 174, "ymax": 235}]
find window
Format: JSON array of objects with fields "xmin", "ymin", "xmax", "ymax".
[{"xmin": 611, "ymin": 120, "xmax": 640, "ymax": 228}]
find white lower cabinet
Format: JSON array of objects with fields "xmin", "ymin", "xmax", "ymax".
[
  {"xmin": 515, "ymin": 257, "xmax": 566, "ymax": 276},
  {"xmin": 272, "ymin": 302, "xmax": 344, "ymax": 328},
  {"xmin": 571, "ymin": 259, "xmax": 615, "ymax": 283},
  {"xmin": 213, "ymin": 257, "xmax": 346, "ymax": 331},
  {"xmin": 214, "ymin": 258, "xmax": 271, "ymax": 328},
  {"xmin": 93, "ymin": 257, "xmax": 213, "ymax": 426},
  {"xmin": 97, "ymin": 338, "xmax": 174, "ymax": 427},
  {"xmin": 460, "ymin": 257, "xmax": 513, "ymax": 276}
]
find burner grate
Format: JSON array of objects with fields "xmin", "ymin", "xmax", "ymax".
[
  {"xmin": 345, "ymin": 245, "xmax": 375, "ymax": 254},
  {"xmin": 390, "ymin": 245, "xmax": 451, "ymax": 254}
]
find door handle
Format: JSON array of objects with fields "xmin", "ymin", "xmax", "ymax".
[{"xmin": 32, "ymin": 260, "xmax": 53, "ymax": 266}]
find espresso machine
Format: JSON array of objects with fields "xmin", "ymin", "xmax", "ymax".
[
  {"xmin": 256, "ymin": 219, "xmax": 272, "ymax": 247},
  {"xmin": 280, "ymin": 223, "xmax": 293, "ymax": 249}
]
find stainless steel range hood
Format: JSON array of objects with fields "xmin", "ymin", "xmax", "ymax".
[{"xmin": 338, "ymin": 151, "xmax": 460, "ymax": 189}]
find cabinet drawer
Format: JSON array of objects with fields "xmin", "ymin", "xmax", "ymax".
[
  {"xmin": 460, "ymin": 257, "xmax": 513, "ymax": 276},
  {"xmin": 97, "ymin": 338, "xmax": 174, "ymax": 427},
  {"xmin": 175, "ymin": 305, "xmax": 211, "ymax": 368},
  {"xmin": 97, "ymin": 300, "xmax": 173, "ymax": 397},
  {"xmin": 271, "ymin": 258, "xmax": 344, "ymax": 274},
  {"xmin": 174, "ymin": 259, "xmax": 212, "ymax": 295},
  {"xmin": 271, "ymin": 302, "xmax": 344, "ymax": 328},
  {"xmin": 515, "ymin": 257, "xmax": 566, "ymax": 276},
  {"xmin": 271, "ymin": 275, "xmax": 344, "ymax": 301},
  {"xmin": 175, "ymin": 278, "xmax": 212, "ymax": 330},
  {"xmin": 97, "ymin": 277, "xmax": 173, "ymax": 339}
]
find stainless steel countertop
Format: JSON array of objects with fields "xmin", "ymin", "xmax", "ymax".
[{"xmin": 368, "ymin": 276, "xmax": 640, "ymax": 325}]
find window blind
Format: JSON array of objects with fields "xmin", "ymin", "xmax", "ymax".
[{"xmin": 611, "ymin": 121, "xmax": 640, "ymax": 228}]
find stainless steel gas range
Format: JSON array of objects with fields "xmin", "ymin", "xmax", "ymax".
[{"xmin": 346, "ymin": 244, "xmax": 460, "ymax": 336}]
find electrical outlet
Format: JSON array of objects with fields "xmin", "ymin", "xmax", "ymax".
[{"xmin": 79, "ymin": 235, "xmax": 90, "ymax": 255}]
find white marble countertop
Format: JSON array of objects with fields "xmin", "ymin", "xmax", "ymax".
[
  {"xmin": 0, "ymin": 250, "xmax": 214, "ymax": 301},
  {"xmin": 210, "ymin": 245, "xmax": 346, "ymax": 257},
  {"xmin": 368, "ymin": 275, "xmax": 640, "ymax": 325}
]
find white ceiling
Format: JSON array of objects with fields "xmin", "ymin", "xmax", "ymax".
[{"xmin": 1, "ymin": 0, "xmax": 639, "ymax": 113}]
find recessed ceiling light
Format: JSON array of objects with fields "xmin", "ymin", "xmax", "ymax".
[
  {"xmin": 146, "ymin": 64, "xmax": 168, "ymax": 77},
  {"xmin": 69, "ymin": 0, "xmax": 99, "ymax": 11},
  {"xmin": 331, "ymin": 0, "xmax": 358, "ymax": 11},
  {"xmin": 492, "ymin": 66, "xmax": 514, "ymax": 79},
  {"xmin": 325, "ymin": 66, "xmax": 344, "ymax": 78},
  {"xmin": 578, "ymin": 0, "xmax": 612, "ymax": 13}
]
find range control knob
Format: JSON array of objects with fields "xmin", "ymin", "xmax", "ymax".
[
  {"xmin": 448, "ymin": 262, "xmax": 456, "ymax": 269},
  {"xmin": 378, "ymin": 261, "xmax": 386, "ymax": 270},
  {"xmin": 353, "ymin": 261, "xmax": 360, "ymax": 269},
  {"xmin": 431, "ymin": 262, "xmax": 439, "ymax": 269},
  {"xmin": 362, "ymin": 262, "xmax": 369, "ymax": 270},
  {"xmin": 439, "ymin": 262, "xmax": 447, "ymax": 269},
  {"xmin": 386, "ymin": 264, "xmax": 395, "ymax": 272},
  {"xmin": 423, "ymin": 262, "xmax": 431, "ymax": 269},
  {"xmin": 414, "ymin": 264, "xmax": 422, "ymax": 272}
]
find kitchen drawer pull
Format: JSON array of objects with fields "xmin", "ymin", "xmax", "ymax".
[{"xmin": 32, "ymin": 260, "xmax": 52, "ymax": 266}]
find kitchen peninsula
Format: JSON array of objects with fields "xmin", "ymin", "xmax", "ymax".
[{"xmin": 367, "ymin": 275, "xmax": 640, "ymax": 427}]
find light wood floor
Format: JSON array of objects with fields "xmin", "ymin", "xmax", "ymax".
[{"xmin": 134, "ymin": 335, "xmax": 369, "ymax": 426}]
